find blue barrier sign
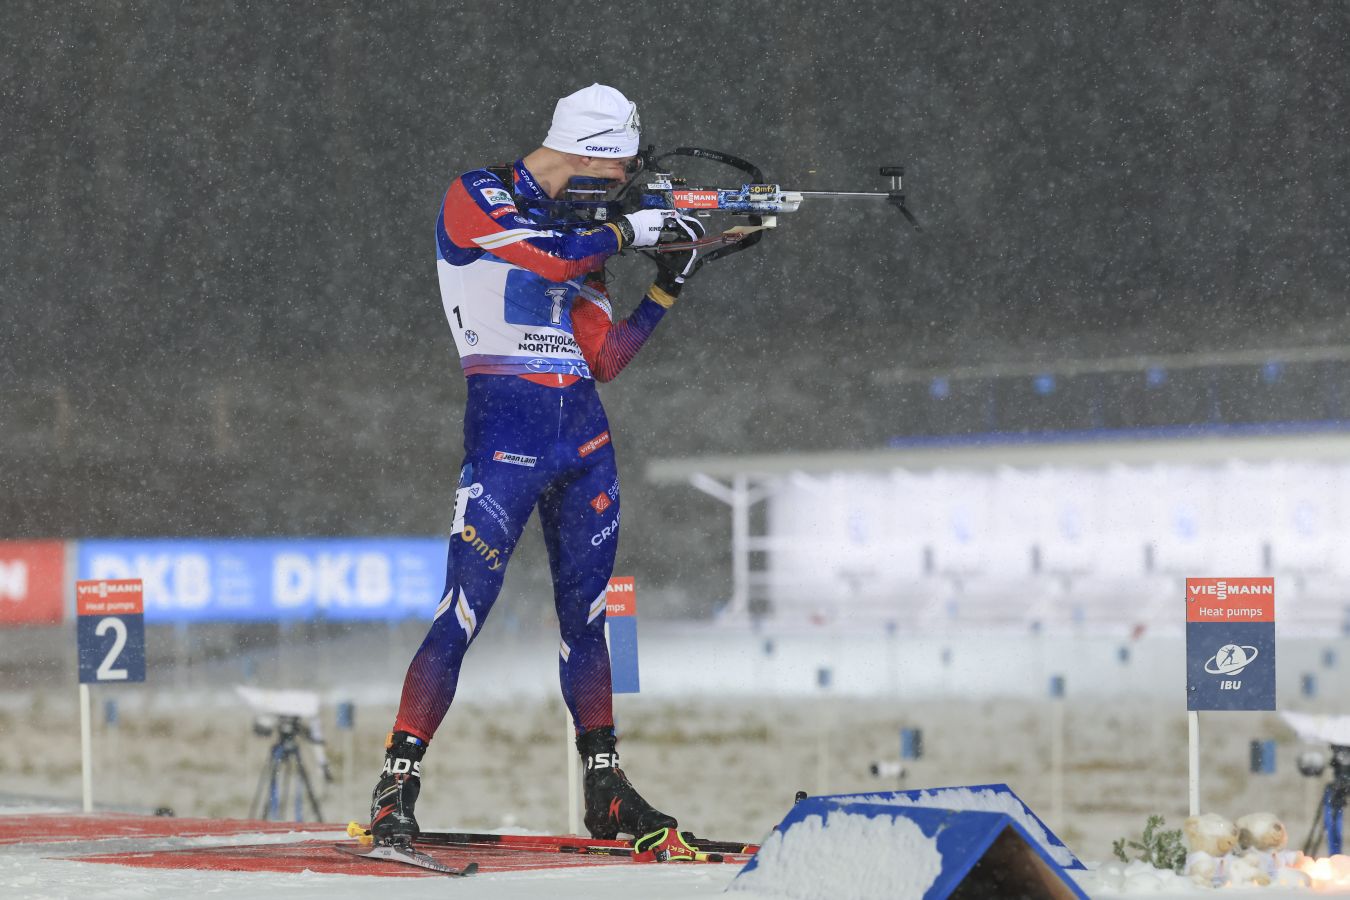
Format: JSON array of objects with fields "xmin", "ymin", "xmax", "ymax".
[
  {"xmin": 76, "ymin": 579, "xmax": 146, "ymax": 684},
  {"xmin": 605, "ymin": 576, "xmax": 639, "ymax": 694},
  {"xmin": 1185, "ymin": 578, "xmax": 1276, "ymax": 711},
  {"xmin": 901, "ymin": 727, "xmax": 924, "ymax": 760},
  {"xmin": 336, "ymin": 701, "xmax": 355, "ymax": 731},
  {"xmin": 1250, "ymin": 739, "xmax": 1276, "ymax": 774}
]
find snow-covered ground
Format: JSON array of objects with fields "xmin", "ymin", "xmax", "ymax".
[
  {"xmin": 0, "ymin": 821, "xmax": 741, "ymax": 900},
  {"xmin": 4, "ymin": 625, "xmax": 1349, "ymax": 897},
  {"xmin": 0, "ymin": 803, "xmax": 1345, "ymax": 899}
]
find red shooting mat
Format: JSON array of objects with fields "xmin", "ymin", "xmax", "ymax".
[
  {"xmin": 75, "ymin": 840, "xmax": 645, "ymax": 876},
  {"xmin": 9, "ymin": 813, "xmax": 750, "ymax": 877},
  {"xmin": 0, "ymin": 813, "xmax": 331, "ymax": 846}
]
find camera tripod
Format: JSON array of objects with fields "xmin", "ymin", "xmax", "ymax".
[
  {"xmin": 1302, "ymin": 744, "xmax": 1350, "ymax": 856},
  {"xmin": 248, "ymin": 715, "xmax": 325, "ymax": 822}
]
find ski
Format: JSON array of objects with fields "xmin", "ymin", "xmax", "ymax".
[
  {"xmin": 345, "ymin": 821, "xmax": 758, "ymax": 862},
  {"xmin": 418, "ymin": 828, "xmax": 759, "ymax": 858},
  {"xmin": 682, "ymin": 835, "xmax": 760, "ymax": 855},
  {"xmin": 334, "ymin": 841, "xmax": 478, "ymax": 876}
]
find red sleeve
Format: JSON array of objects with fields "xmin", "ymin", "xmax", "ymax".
[
  {"xmin": 572, "ymin": 282, "xmax": 669, "ymax": 383},
  {"xmin": 442, "ymin": 176, "xmax": 621, "ymax": 283}
]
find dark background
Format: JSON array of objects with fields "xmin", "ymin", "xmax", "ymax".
[{"xmin": 3, "ymin": 1, "xmax": 1347, "ymax": 615}]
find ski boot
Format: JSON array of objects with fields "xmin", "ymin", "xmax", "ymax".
[
  {"xmin": 370, "ymin": 730, "xmax": 427, "ymax": 846},
  {"xmin": 578, "ymin": 726, "xmax": 678, "ymax": 841}
]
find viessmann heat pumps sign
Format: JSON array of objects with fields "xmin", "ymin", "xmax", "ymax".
[{"xmin": 1185, "ymin": 577, "xmax": 1275, "ymax": 711}]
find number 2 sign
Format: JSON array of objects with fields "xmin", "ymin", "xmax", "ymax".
[{"xmin": 76, "ymin": 579, "xmax": 146, "ymax": 683}]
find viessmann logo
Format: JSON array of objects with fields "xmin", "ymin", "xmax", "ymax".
[
  {"xmin": 76, "ymin": 581, "xmax": 140, "ymax": 597},
  {"xmin": 578, "ymin": 431, "xmax": 610, "ymax": 457},
  {"xmin": 673, "ymin": 190, "xmax": 719, "ymax": 209},
  {"xmin": 1187, "ymin": 580, "xmax": 1273, "ymax": 602}
]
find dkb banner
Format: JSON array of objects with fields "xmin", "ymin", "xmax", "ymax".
[{"xmin": 77, "ymin": 538, "xmax": 448, "ymax": 623}]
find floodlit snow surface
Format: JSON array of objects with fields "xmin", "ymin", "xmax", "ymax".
[
  {"xmin": 727, "ymin": 810, "xmax": 942, "ymax": 899},
  {"xmin": 0, "ymin": 853, "xmax": 742, "ymax": 900},
  {"xmin": 0, "ymin": 825, "xmax": 739, "ymax": 900},
  {"xmin": 6, "ymin": 807, "xmax": 1350, "ymax": 899}
]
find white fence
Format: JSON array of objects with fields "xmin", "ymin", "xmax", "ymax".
[{"xmin": 763, "ymin": 460, "xmax": 1350, "ymax": 635}]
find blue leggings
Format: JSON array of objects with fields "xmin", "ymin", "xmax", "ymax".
[{"xmin": 395, "ymin": 375, "xmax": 621, "ymax": 741}]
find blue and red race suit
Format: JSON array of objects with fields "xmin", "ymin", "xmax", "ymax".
[{"xmin": 394, "ymin": 160, "xmax": 674, "ymax": 742}]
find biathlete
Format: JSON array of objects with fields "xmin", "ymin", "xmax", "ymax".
[{"xmin": 369, "ymin": 84, "xmax": 706, "ymax": 859}]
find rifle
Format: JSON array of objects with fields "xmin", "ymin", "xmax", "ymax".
[{"xmin": 545, "ymin": 146, "xmax": 921, "ymax": 269}]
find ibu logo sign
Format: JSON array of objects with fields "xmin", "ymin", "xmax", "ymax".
[
  {"xmin": 76, "ymin": 579, "xmax": 146, "ymax": 684},
  {"xmin": 604, "ymin": 576, "xmax": 639, "ymax": 694},
  {"xmin": 1186, "ymin": 577, "xmax": 1275, "ymax": 711}
]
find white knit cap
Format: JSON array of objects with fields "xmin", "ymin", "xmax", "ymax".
[{"xmin": 542, "ymin": 84, "xmax": 640, "ymax": 158}]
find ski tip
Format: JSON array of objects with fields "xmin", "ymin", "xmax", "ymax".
[{"xmin": 335, "ymin": 841, "xmax": 476, "ymax": 876}]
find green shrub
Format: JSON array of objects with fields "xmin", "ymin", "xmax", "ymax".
[{"xmin": 1112, "ymin": 814, "xmax": 1186, "ymax": 873}]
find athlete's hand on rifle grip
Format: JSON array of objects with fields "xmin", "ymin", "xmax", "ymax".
[
  {"xmin": 665, "ymin": 212, "xmax": 706, "ymax": 245},
  {"xmin": 649, "ymin": 214, "xmax": 706, "ymax": 302},
  {"xmin": 664, "ymin": 214, "xmax": 705, "ymax": 284},
  {"xmin": 619, "ymin": 209, "xmax": 671, "ymax": 248}
]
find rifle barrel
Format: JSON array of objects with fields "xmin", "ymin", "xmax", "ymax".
[{"xmin": 795, "ymin": 191, "xmax": 895, "ymax": 200}]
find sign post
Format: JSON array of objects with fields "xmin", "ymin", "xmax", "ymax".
[
  {"xmin": 604, "ymin": 576, "xmax": 640, "ymax": 694},
  {"xmin": 1184, "ymin": 577, "xmax": 1276, "ymax": 814},
  {"xmin": 76, "ymin": 579, "xmax": 146, "ymax": 812},
  {"xmin": 1049, "ymin": 674, "xmax": 1067, "ymax": 831}
]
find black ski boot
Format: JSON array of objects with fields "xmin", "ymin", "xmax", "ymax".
[
  {"xmin": 577, "ymin": 726, "xmax": 678, "ymax": 840},
  {"xmin": 370, "ymin": 730, "xmax": 427, "ymax": 845}
]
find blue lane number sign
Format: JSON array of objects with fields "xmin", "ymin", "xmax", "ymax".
[{"xmin": 76, "ymin": 579, "xmax": 146, "ymax": 684}]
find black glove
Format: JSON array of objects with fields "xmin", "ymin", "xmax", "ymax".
[{"xmin": 653, "ymin": 214, "xmax": 707, "ymax": 295}]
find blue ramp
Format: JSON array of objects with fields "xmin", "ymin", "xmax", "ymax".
[
  {"xmin": 820, "ymin": 782, "xmax": 1084, "ymax": 870},
  {"xmin": 729, "ymin": 794, "xmax": 1087, "ymax": 900}
]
